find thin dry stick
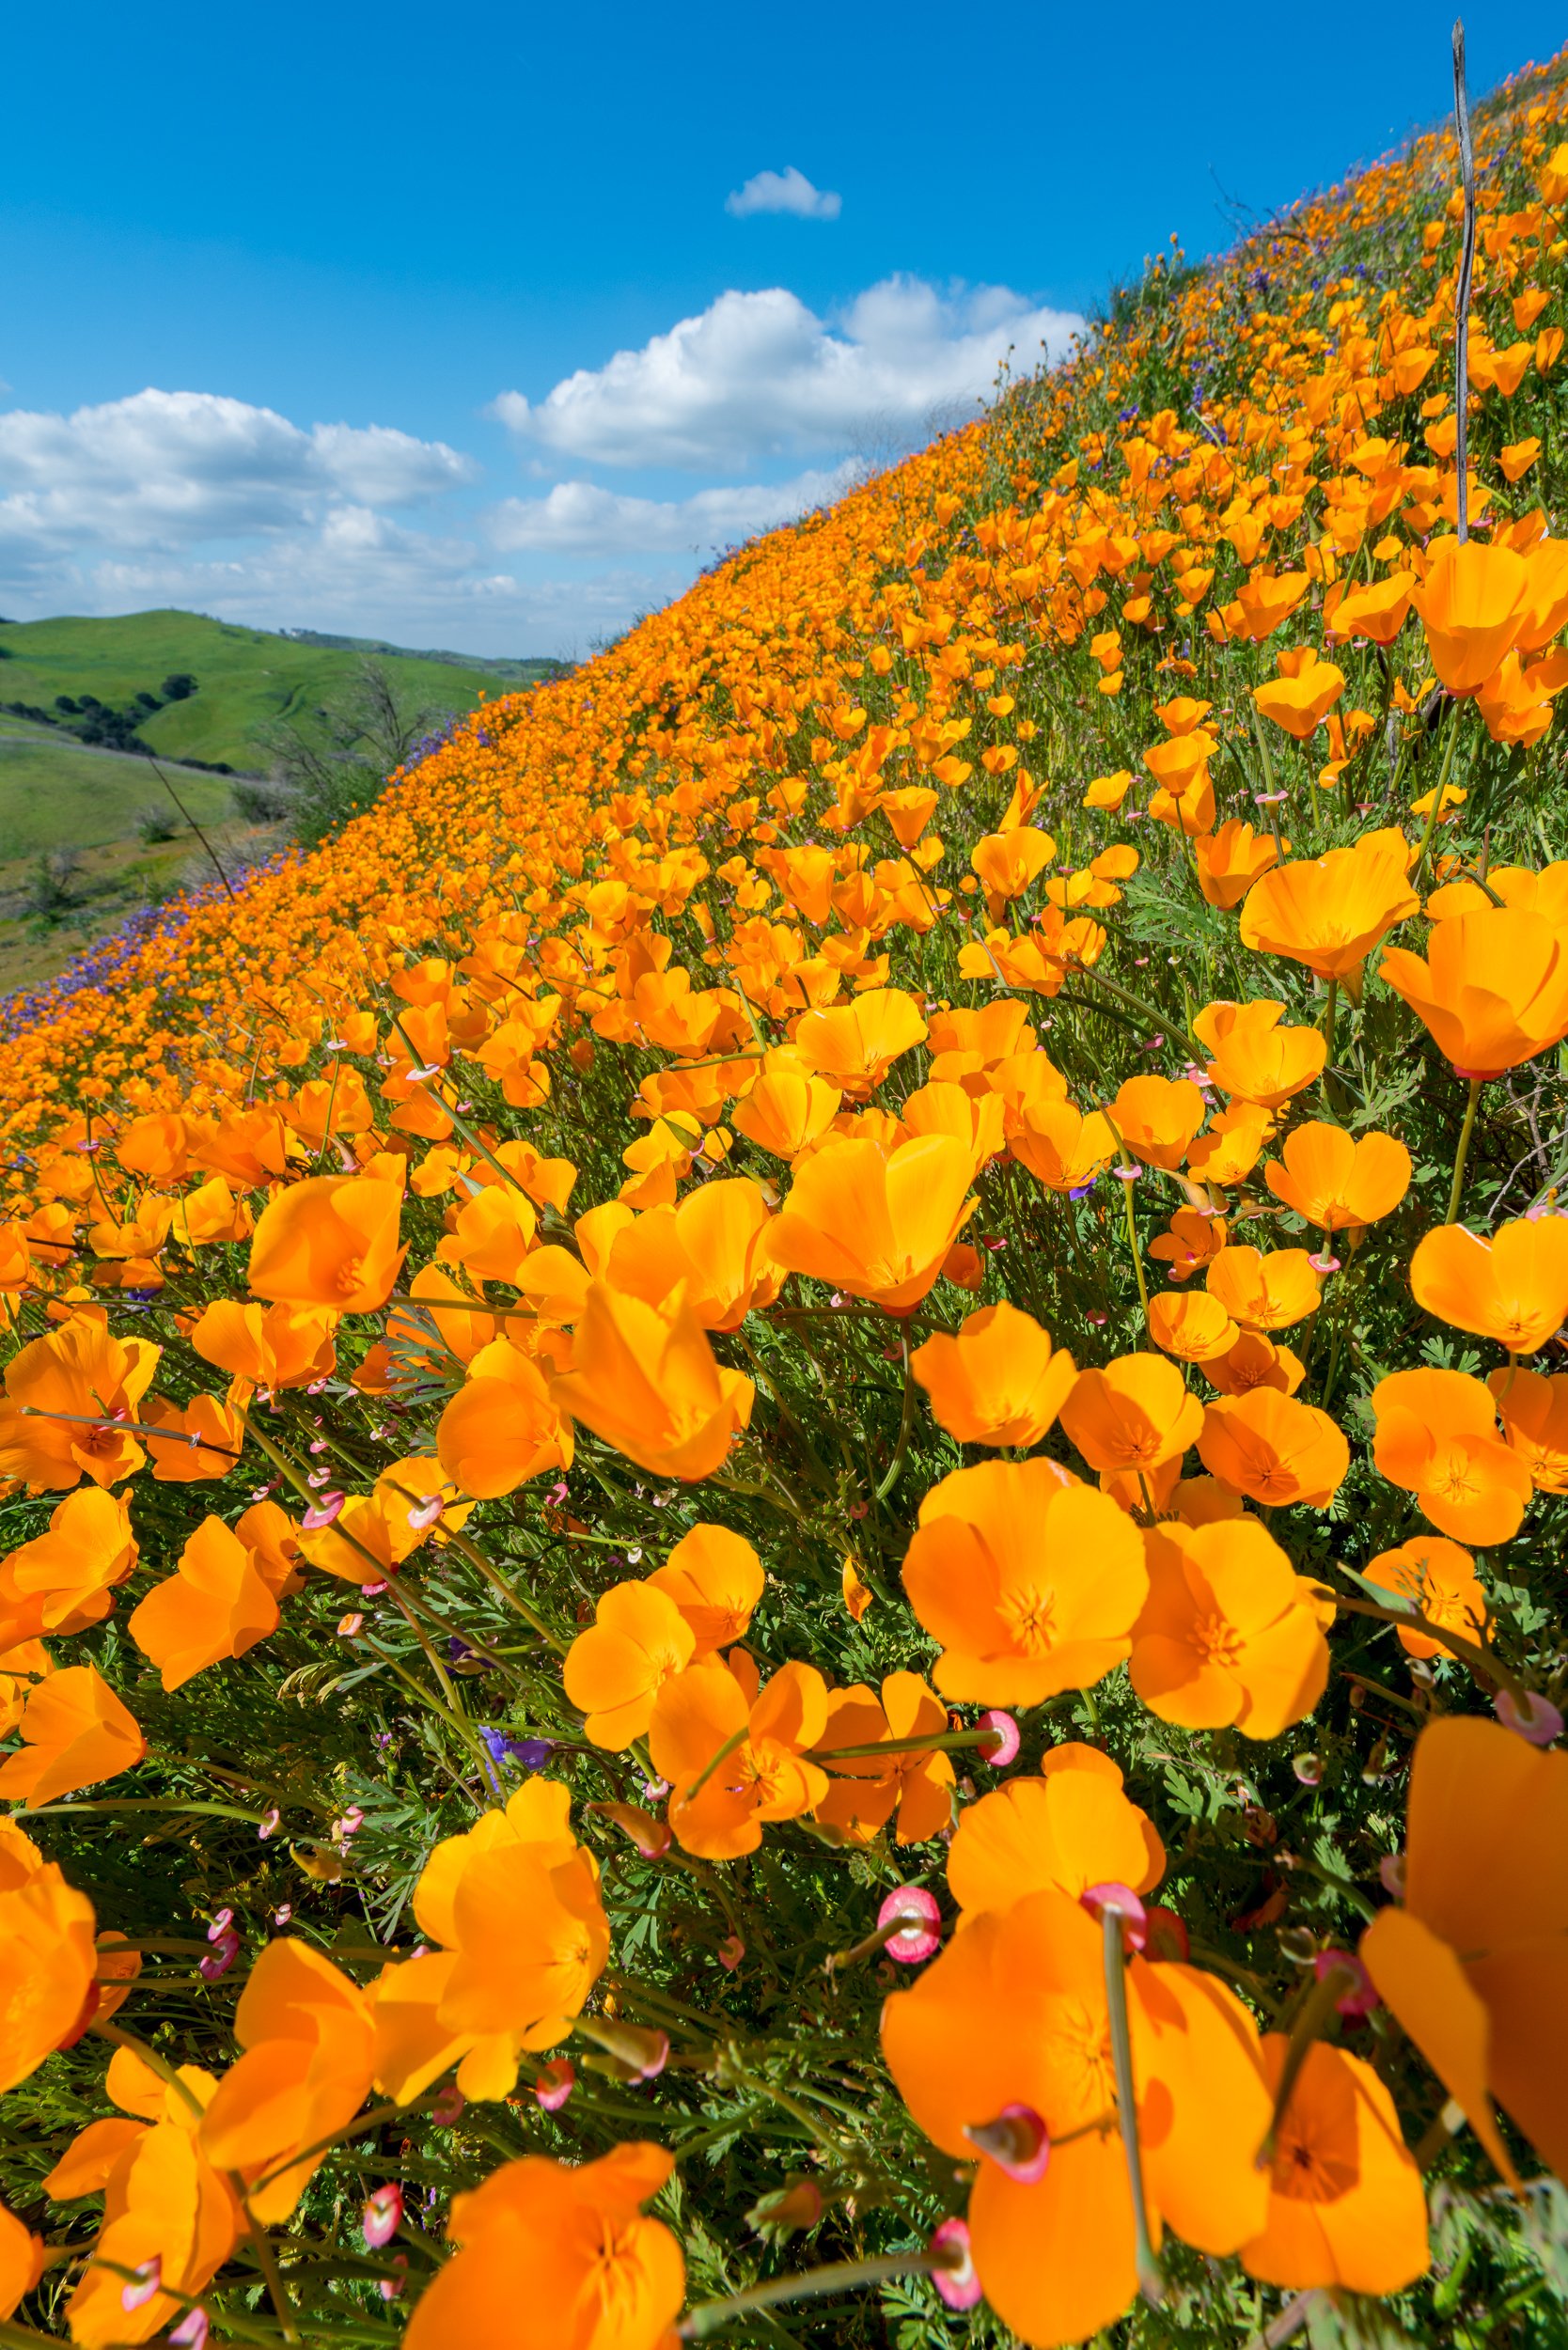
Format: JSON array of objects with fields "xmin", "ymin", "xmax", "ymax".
[
  {"xmin": 1451, "ymin": 19, "xmax": 1476, "ymax": 541},
  {"xmin": 149, "ymin": 754, "xmax": 238, "ymax": 901}
]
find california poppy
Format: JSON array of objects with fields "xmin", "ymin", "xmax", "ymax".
[
  {"xmin": 645, "ymin": 1521, "xmax": 763, "ymax": 1653},
  {"xmin": 564, "ymin": 1581, "xmax": 696, "ymax": 1747},
  {"xmin": 0, "ymin": 1662, "xmax": 145, "ymax": 1806},
  {"xmin": 551, "ymin": 1280, "xmax": 753, "ymax": 1480},
  {"xmin": 650, "ymin": 1654, "xmax": 831, "ymax": 1857},
  {"xmin": 1410, "ymin": 535, "xmax": 1531, "ymax": 694},
  {"xmin": 1379, "ymin": 907, "xmax": 1568, "ymax": 1077},
  {"xmin": 1365, "ymin": 1535, "xmax": 1488, "ymax": 1658},
  {"xmin": 1264, "ymin": 1122, "xmax": 1411, "ymax": 1231},
  {"xmin": 200, "ymin": 1939, "xmax": 377, "ymax": 2221},
  {"xmin": 0, "ymin": 1830, "xmax": 98, "ymax": 2095},
  {"xmin": 816, "ymin": 1671, "xmax": 955, "ymax": 1844},
  {"xmin": 1206, "ymin": 1246, "xmax": 1323, "ymax": 1332},
  {"xmin": 1059, "ymin": 1354, "xmax": 1204, "ymax": 1479},
  {"xmin": 1198, "ymin": 1387, "xmax": 1349, "ymax": 1508},
  {"xmin": 1240, "ymin": 832, "xmax": 1419, "ymax": 982},
  {"xmin": 1195, "ymin": 1000, "xmax": 1325, "ymax": 1108},
  {"xmin": 1129, "ymin": 1519, "xmax": 1330, "ymax": 1736},
  {"xmin": 1370, "ymin": 1368, "xmax": 1533, "ymax": 1543},
  {"xmin": 911, "ymin": 1302, "xmax": 1077, "ymax": 1446},
  {"xmin": 0, "ymin": 1484, "xmax": 137, "ymax": 1648},
  {"xmin": 248, "ymin": 1175, "xmax": 406, "ymax": 1312},
  {"xmin": 768, "ymin": 1133, "xmax": 976, "ymax": 1312},
  {"xmin": 1410, "ymin": 1215, "xmax": 1568, "ymax": 1354},
  {"xmin": 1241, "ymin": 2039, "xmax": 1429, "ymax": 2293},
  {"xmin": 438, "ymin": 1337, "xmax": 574, "ymax": 1498},
  {"xmin": 947, "ymin": 1745, "xmax": 1164, "ymax": 1917}
]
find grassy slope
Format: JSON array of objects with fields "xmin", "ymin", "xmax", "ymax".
[
  {"xmin": 0, "ymin": 608, "xmax": 538, "ymax": 772},
  {"xmin": 0, "ymin": 711, "xmax": 233, "ymax": 861}
]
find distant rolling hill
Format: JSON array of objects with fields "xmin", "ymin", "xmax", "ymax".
[{"xmin": 0, "ymin": 607, "xmax": 567, "ymax": 775}]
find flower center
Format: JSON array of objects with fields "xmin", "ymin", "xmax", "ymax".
[
  {"xmin": 999, "ymin": 1584, "xmax": 1058, "ymax": 1656},
  {"xmin": 1190, "ymin": 1611, "xmax": 1245, "ymax": 1668}
]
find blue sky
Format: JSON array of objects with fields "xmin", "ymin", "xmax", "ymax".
[{"xmin": 0, "ymin": 0, "xmax": 1560, "ymax": 655}]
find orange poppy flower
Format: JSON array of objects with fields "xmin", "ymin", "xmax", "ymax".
[
  {"xmin": 0, "ymin": 1485, "xmax": 137, "ymax": 1649},
  {"xmin": 1197, "ymin": 1388, "xmax": 1349, "ymax": 1507},
  {"xmin": 437, "ymin": 1336, "xmax": 574, "ymax": 1498},
  {"xmin": 645, "ymin": 1521, "xmax": 763, "ymax": 1653},
  {"xmin": 188, "ymin": 1297, "xmax": 337, "ymax": 1390},
  {"xmin": 435, "ymin": 1180, "xmax": 541, "ymax": 1283},
  {"xmin": 1370, "ymin": 1368, "xmax": 1534, "ymax": 1543},
  {"xmin": 911, "ymin": 1301, "xmax": 1077, "ymax": 1446},
  {"xmin": 1186, "ymin": 1102, "xmax": 1274, "ymax": 1188},
  {"xmin": 1194, "ymin": 999, "xmax": 1325, "ymax": 1108},
  {"xmin": 1410, "ymin": 1215, "xmax": 1568, "ymax": 1354},
  {"xmin": 729, "ymin": 1065, "xmax": 841, "ymax": 1158},
  {"xmin": 1409, "ymin": 535, "xmax": 1531, "ymax": 694},
  {"xmin": 1107, "ymin": 1075, "xmax": 1206, "ymax": 1170},
  {"xmin": 0, "ymin": 1662, "xmax": 145, "ymax": 1806},
  {"xmin": 248, "ymin": 1174, "xmax": 406, "ymax": 1312},
  {"xmin": 1059, "ymin": 1353, "xmax": 1204, "ymax": 1478},
  {"xmin": 564, "ymin": 1581, "xmax": 696, "ymax": 1748},
  {"xmin": 1487, "ymin": 1364, "xmax": 1568, "ymax": 1490},
  {"xmin": 1241, "ymin": 2040, "xmax": 1429, "ymax": 2293},
  {"xmin": 200, "ymin": 1940, "xmax": 377, "ymax": 2221},
  {"xmin": 1253, "ymin": 649, "xmax": 1346, "ymax": 738},
  {"xmin": 768, "ymin": 1132, "xmax": 976, "ymax": 1312},
  {"xmin": 882, "ymin": 1888, "xmax": 1270, "ymax": 2347},
  {"xmin": 63, "ymin": 2097, "xmax": 241, "ymax": 2347},
  {"xmin": 1195, "ymin": 820, "xmax": 1281, "ymax": 910},
  {"xmin": 792, "ymin": 985, "xmax": 927, "ymax": 1097},
  {"xmin": 972, "ymin": 826, "xmax": 1055, "ymax": 919},
  {"xmin": 127, "ymin": 1514, "xmax": 281, "ymax": 1691},
  {"xmin": 0, "ymin": 1828, "xmax": 98, "ymax": 2095},
  {"xmin": 1327, "ymin": 569, "xmax": 1416, "ymax": 646},
  {"xmin": 0, "ymin": 1311, "xmax": 160, "ymax": 1491},
  {"xmin": 373, "ymin": 1778, "xmax": 609, "ymax": 2104},
  {"xmin": 1011, "ymin": 1099, "xmax": 1119, "ymax": 1192},
  {"xmin": 1206, "ymin": 1245, "xmax": 1323, "ymax": 1332},
  {"xmin": 550, "ymin": 1280, "xmax": 753, "ymax": 1480},
  {"xmin": 1263, "ymin": 1121, "xmax": 1411, "ymax": 1231},
  {"xmin": 1379, "ymin": 907, "xmax": 1568, "ymax": 1077},
  {"xmin": 649, "ymin": 1654, "xmax": 831, "ymax": 1857},
  {"xmin": 1129, "ymin": 1519, "xmax": 1330, "ymax": 1736},
  {"xmin": 1149, "ymin": 1289, "xmax": 1239, "ymax": 1362},
  {"xmin": 815, "ymin": 1670, "xmax": 955, "ymax": 1844},
  {"xmin": 902, "ymin": 1462, "xmax": 1148, "ymax": 1702},
  {"xmin": 403, "ymin": 2143, "xmax": 683, "ymax": 2350},
  {"xmin": 298, "ymin": 1454, "xmax": 468, "ymax": 1583},
  {"xmin": 605, "ymin": 1177, "xmax": 781, "ymax": 1328},
  {"xmin": 0, "ymin": 2201, "xmax": 44, "ymax": 2322},
  {"xmin": 1365, "ymin": 1535, "xmax": 1488, "ymax": 1659},
  {"xmin": 947, "ymin": 1744, "xmax": 1164, "ymax": 1917},
  {"xmin": 1202, "ymin": 1330, "xmax": 1306, "ymax": 1398},
  {"xmin": 1240, "ymin": 832, "xmax": 1419, "ymax": 981},
  {"xmin": 1360, "ymin": 1716, "xmax": 1568, "ymax": 2184},
  {"xmin": 1149, "ymin": 1207, "xmax": 1228, "ymax": 1283}
]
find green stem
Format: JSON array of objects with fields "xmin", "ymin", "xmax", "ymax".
[
  {"xmin": 422, "ymin": 1519, "xmax": 568, "ymax": 1655},
  {"xmin": 677, "ymin": 2253, "xmax": 953, "ymax": 2339},
  {"xmin": 874, "ymin": 1333, "xmax": 917, "ymax": 1502},
  {"xmin": 1445, "ymin": 1076, "xmax": 1482, "ymax": 1225},
  {"xmin": 1320, "ymin": 977, "xmax": 1339, "ymax": 1118},
  {"xmin": 1101, "ymin": 1903, "xmax": 1162, "ymax": 2304}
]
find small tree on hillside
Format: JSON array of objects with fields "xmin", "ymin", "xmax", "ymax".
[{"xmin": 248, "ymin": 659, "xmax": 454, "ymax": 846}]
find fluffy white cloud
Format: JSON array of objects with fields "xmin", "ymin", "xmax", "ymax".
[
  {"xmin": 726, "ymin": 166, "xmax": 840, "ymax": 221},
  {"xmin": 0, "ymin": 389, "xmax": 475, "ymax": 548},
  {"xmin": 489, "ymin": 465, "xmax": 852, "ymax": 556},
  {"xmin": 491, "ymin": 275, "xmax": 1083, "ymax": 471}
]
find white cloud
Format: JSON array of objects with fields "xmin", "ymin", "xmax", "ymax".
[
  {"xmin": 726, "ymin": 166, "xmax": 841, "ymax": 221},
  {"xmin": 488, "ymin": 466, "xmax": 852, "ymax": 556},
  {"xmin": 490, "ymin": 275, "xmax": 1083, "ymax": 470},
  {"xmin": 0, "ymin": 389, "xmax": 475, "ymax": 548}
]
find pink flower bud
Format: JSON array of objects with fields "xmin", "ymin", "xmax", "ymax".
[
  {"xmin": 121, "ymin": 2258, "xmax": 162, "ymax": 2312},
  {"xmin": 169, "ymin": 2310, "xmax": 209, "ymax": 2348},
  {"xmin": 1079, "ymin": 1882, "xmax": 1148, "ymax": 1950},
  {"xmin": 378, "ymin": 2253, "xmax": 409, "ymax": 2302},
  {"xmin": 431, "ymin": 2083, "xmax": 465, "ymax": 2125},
  {"xmin": 301, "ymin": 1491, "xmax": 345, "ymax": 1531},
  {"xmin": 928, "ymin": 2217, "xmax": 984, "ymax": 2311},
  {"xmin": 717, "ymin": 1935, "xmax": 745, "ymax": 1971},
  {"xmin": 362, "ymin": 2183, "xmax": 402, "ymax": 2249},
  {"xmin": 258, "ymin": 1808, "xmax": 280, "ymax": 1841},
  {"xmin": 199, "ymin": 1929, "xmax": 240, "ymax": 1982},
  {"xmin": 1379, "ymin": 1852, "xmax": 1406, "ymax": 1899},
  {"xmin": 964, "ymin": 2102, "xmax": 1051, "ymax": 2184},
  {"xmin": 1495, "ymin": 1687, "xmax": 1563, "ymax": 1746},
  {"xmin": 1315, "ymin": 1948, "xmax": 1379, "ymax": 2017},
  {"xmin": 878, "ymin": 1886, "xmax": 942, "ymax": 1963},
  {"xmin": 406, "ymin": 1493, "xmax": 445, "ymax": 1531},
  {"xmin": 535, "ymin": 2058, "xmax": 575, "ymax": 2111},
  {"xmin": 976, "ymin": 1710, "xmax": 1020, "ymax": 1767}
]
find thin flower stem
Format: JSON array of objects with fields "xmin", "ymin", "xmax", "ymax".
[
  {"xmin": 1451, "ymin": 21, "xmax": 1476, "ymax": 543},
  {"xmin": 1320, "ymin": 976, "xmax": 1339, "ymax": 1119},
  {"xmin": 873, "ymin": 1332, "xmax": 916, "ymax": 1502},
  {"xmin": 676, "ymin": 2251, "xmax": 952, "ymax": 2339},
  {"xmin": 423, "ymin": 1519, "xmax": 568, "ymax": 1655},
  {"xmin": 1100, "ymin": 1904, "xmax": 1162, "ymax": 2305},
  {"xmin": 1446, "ymin": 1076, "xmax": 1483, "ymax": 1225}
]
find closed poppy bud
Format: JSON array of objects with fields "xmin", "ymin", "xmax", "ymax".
[
  {"xmin": 248, "ymin": 1176, "xmax": 406, "ymax": 1313},
  {"xmin": 911, "ymin": 1301, "xmax": 1077, "ymax": 1446},
  {"xmin": 1410, "ymin": 1215, "xmax": 1568, "ymax": 1354},
  {"xmin": 1059, "ymin": 1353, "xmax": 1204, "ymax": 1478},
  {"xmin": 1197, "ymin": 1388, "xmax": 1349, "ymax": 1509}
]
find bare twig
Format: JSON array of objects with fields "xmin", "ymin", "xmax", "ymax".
[{"xmin": 1451, "ymin": 20, "xmax": 1476, "ymax": 541}]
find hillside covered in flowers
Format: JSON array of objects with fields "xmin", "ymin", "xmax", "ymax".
[{"xmin": 2, "ymin": 37, "xmax": 1568, "ymax": 2350}]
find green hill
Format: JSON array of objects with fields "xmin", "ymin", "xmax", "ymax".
[{"xmin": 0, "ymin": 608, "xmax": 566, "ymax": 774}]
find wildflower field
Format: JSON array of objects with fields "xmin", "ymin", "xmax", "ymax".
[{"xmin": 5, "ymin": 37, "xmax": 1568, "ymax": 2350}]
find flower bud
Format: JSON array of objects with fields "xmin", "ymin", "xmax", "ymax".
[
  {"xmin": 977, "ymin": 1709, "xmax": 1020, "ymax": 1766},
  {"xmin": 878, "ymin": 1887, "xmax": 942, "ymax": 1963},
  {"xmin": 1079, "ymin": 1881, "xmax": 1148, "ymax": 1950},
  {"xmin": 929, "ymin": 2217, "xmax": 983, "ymax": 2311},
  {"xmin": 963, "ymin": 2102, "xmax": 1051, "ymax": 2184},
  {"xmin": 362, "ymin": 2183, "xmax": 403, "ymax": 2249},
  {"xmin": 1315, "ymin": 1948, "xmax": 1380, "ymax": 2018},
  {"xmin": 535, "ymin": 2058, "xmax": 575, "ymax": 2111},
  {"xmin": 1495, "ymin": 1686, "xmax": 1564, "ymax": 1746}
]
